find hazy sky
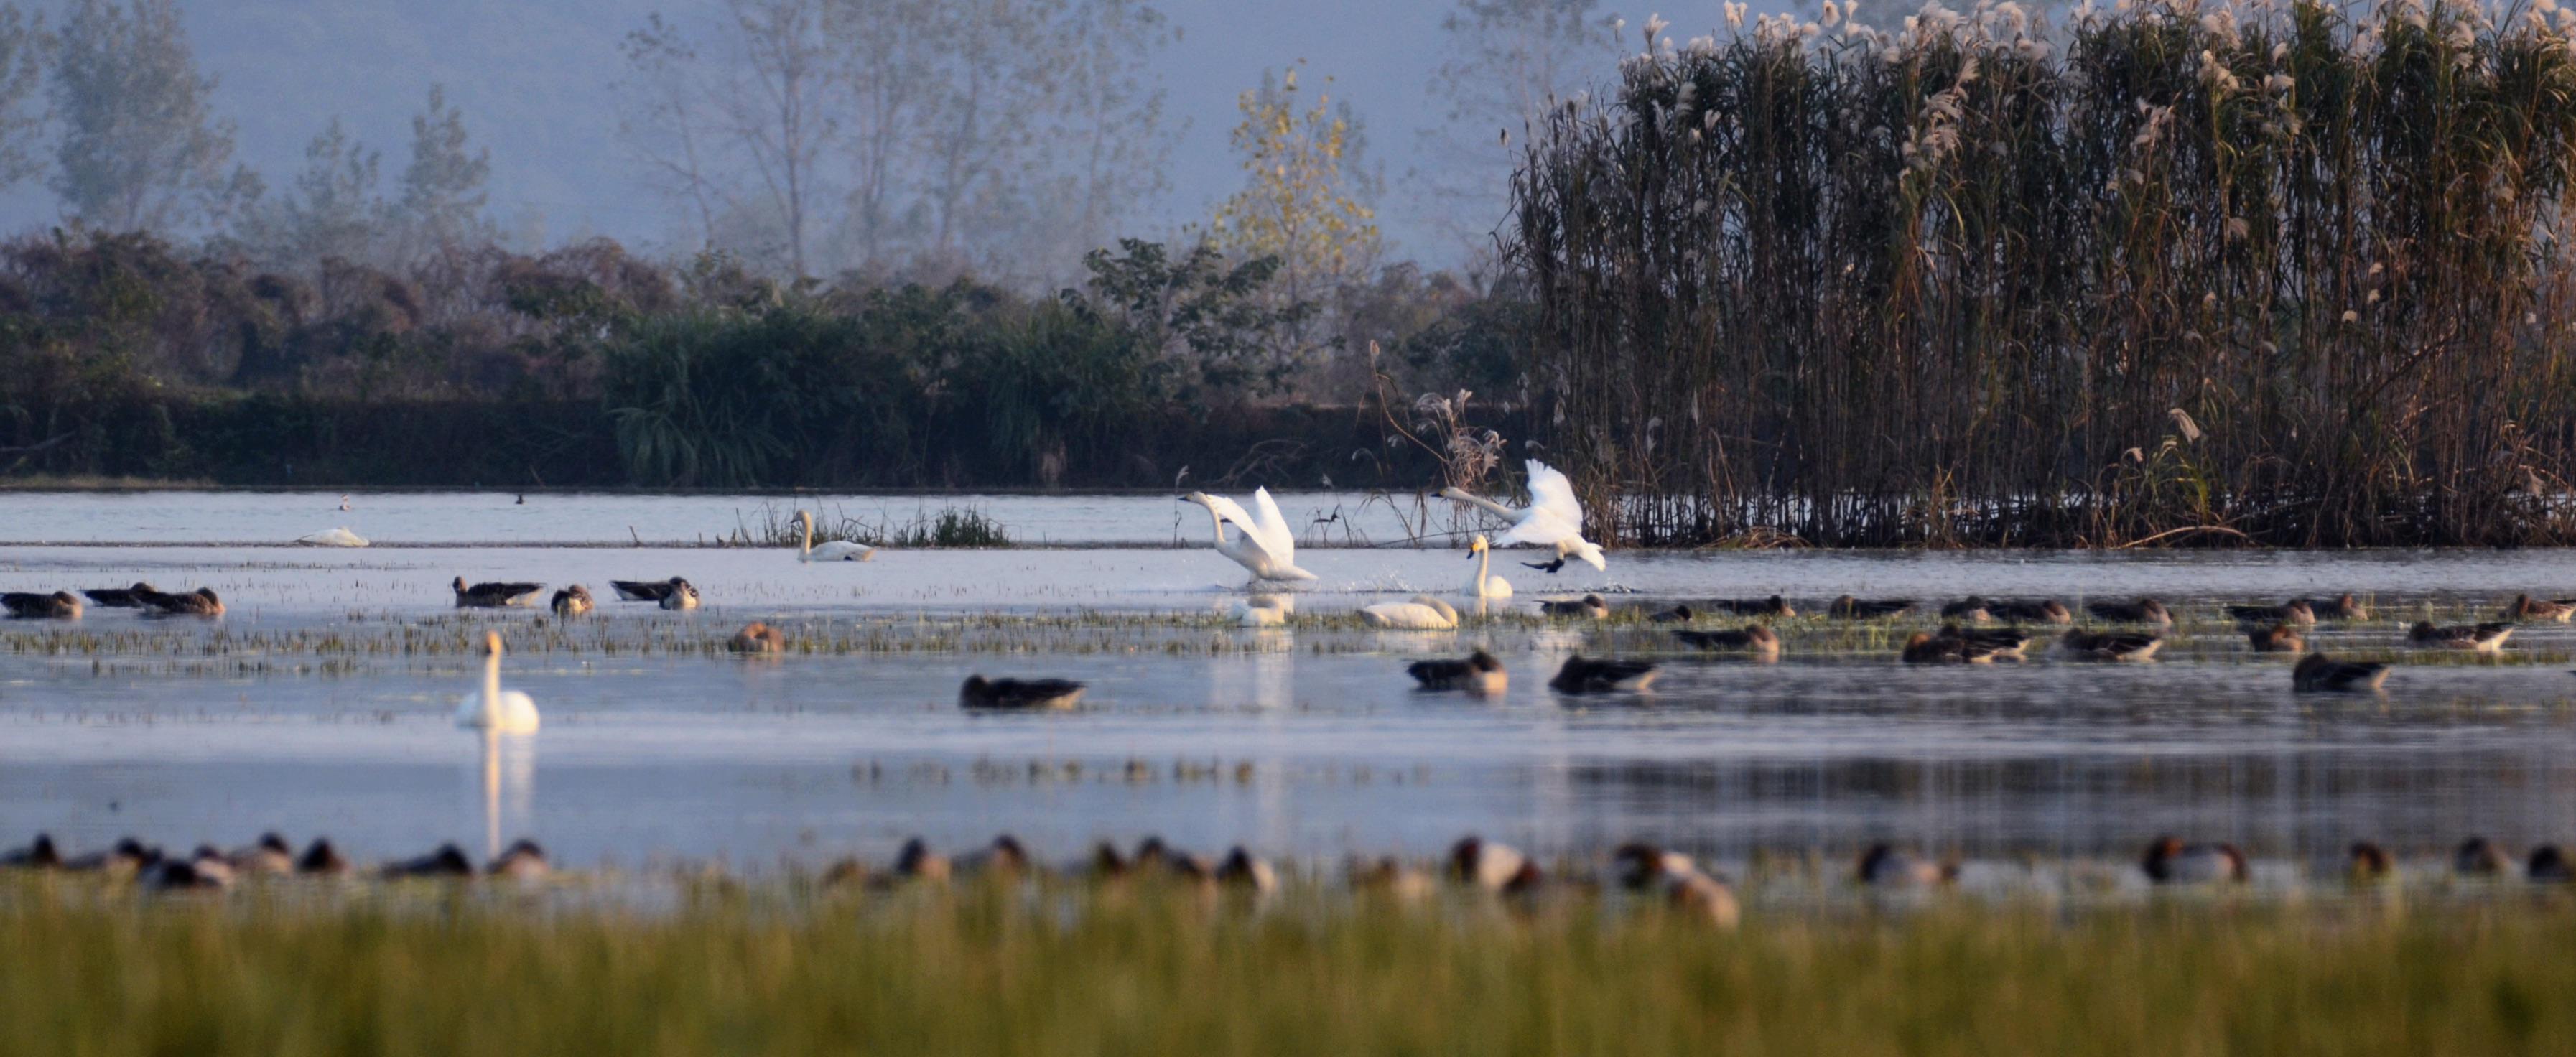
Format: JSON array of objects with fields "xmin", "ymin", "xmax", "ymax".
[{"xmin": 0, "ymin": 0, "xmax": 1696, "ymax": 267}]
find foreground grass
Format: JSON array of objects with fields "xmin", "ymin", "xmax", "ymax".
[{"xmin": 1, "ymin": 883, "xmax": 2572, "ymax": 1056}]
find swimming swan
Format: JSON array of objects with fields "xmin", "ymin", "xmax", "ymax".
[
  {"xmin": 1465, "ymin": 534, "xmax": 1513, "ymax": 599},
  {"xmin": 1360, "ymin": 595, "xmax": 1459, "ymax": 630},
  {"xmin": 797, "ymin": 511, "xmax": 877, "ymax": 562},
  {"xmin": 455, "ymin": 631, "xmax": 540, "ymax": 733},
  {"xmin": 1440, "ymin": 460, "xmax": 1607, "ymax": 571},
  {"xmin": 295, "ymin": 526, "xmax": 370, "ymax": 547},
  {"xmin": 1180, "ymin": 488, "xmax": 1316, "ymax": 582}
]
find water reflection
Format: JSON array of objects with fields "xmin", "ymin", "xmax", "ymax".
[{"xmin": 472, "ymin": 732, "xmax": 538, "ymax": 860}]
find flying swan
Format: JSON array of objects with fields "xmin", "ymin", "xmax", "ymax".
[
  {"xmin": 1180, "ymin": 488, "xmax": 1316, "ymax": 582},
  {"xmin": 455, "ymin": 630, "xmax": 541, "ymax": 733},
  {"xmin": 1440, "ymin": 460, "xmax": 1606, "ymax": 571}
]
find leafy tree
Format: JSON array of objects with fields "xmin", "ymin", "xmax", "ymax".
[
  {"xmin": 398, "ymin": 84, "xmax": 493, "ymax": 252},
  {"xmin": 229, "ymin": 118, "xmax": 382, "ymax": 267},
  {"xmin": 1077, "ymin": 237, "xmax": 1310, "ymax": 396},
  {"xmin": 0, "ymin": 4, "xmax": 45, "ymax": 189},
  {"xmin": 1210, "ymin": 60, "xmax": 1380, "ymax": 373},
  {"xmin": 47, "ymin": 0, "xmax": 241, "ymax": 231}
]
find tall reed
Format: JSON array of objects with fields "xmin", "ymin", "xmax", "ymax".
[{"xmin": 1512, "ymin": 0, "xmax": 2576, "ymax": 546}]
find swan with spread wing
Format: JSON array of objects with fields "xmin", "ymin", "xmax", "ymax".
[
  {"xmin": 1178, "ymin": 488, "xmax": 1316, "ymax": 582},
  {"xmin": 1439, "ymin": 460, "xmax": 1607, "ymax": 571}
]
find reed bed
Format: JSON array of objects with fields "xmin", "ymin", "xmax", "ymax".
[
  {"xmin": 1514, "ymin": 0, "xmax": 2576, "ymax": 547},
  {"xmin": 0, "ymin": 877, "xmax": 2571, "ymax": 1056}
]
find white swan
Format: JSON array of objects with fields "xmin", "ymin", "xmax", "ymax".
[
  {"xmin": 1232, "ymin": 594, "xmax": 1294, "ymax": 627},
  {"xmin": 1441, "ymin": 460, "xmax": 1607, "ymax": 571},
  {"xmin": 796, "ymin": 511, "xmax": 876, "ymax": 562},
  {"xmin": 1181, "ymin": 488, "xmax": 1316, "ymax": 582},
  {"xmin": 295, "ymin": 526, "xmax": 369, "ymax": 547},
  {"xmin": 1466, "ymin": 534, "xmax": 1514, "ymax": 599},
  {"xmin": 1360, "ymin": 595, "xmax": 1460, "ymax": 630},
  {"xmin": 455, "ymin": 631, "xmax": 540, "ymax": 733}
]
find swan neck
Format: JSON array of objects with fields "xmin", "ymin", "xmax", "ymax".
[
  {"xmin": 800, "ymin": 513, "xmax": 813, "ymax": 556},
  {"xmin": 1455, "ymin": 491, "xmax": 1516, "ymax": 518}
]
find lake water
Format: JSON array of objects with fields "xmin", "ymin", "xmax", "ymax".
[{"xmin": 4, "ymin": 490, "xmax": 2574, "ymax": 875}]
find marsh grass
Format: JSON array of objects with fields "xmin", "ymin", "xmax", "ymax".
[
  {"xmin": 0, "ymin": 880, "xmax": 2571, "ymax": 1056},
  {"xmin": 728, "ymin": 501, "xmax": 1013, "ymax": 549}
]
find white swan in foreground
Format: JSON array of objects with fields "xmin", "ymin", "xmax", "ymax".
[
  {"xmin": 1232, "ymin": 594, "xmax": 1294, "ymax": 627},
  {"xmin": 1181, "ymin": 488, "xmax": 1316, "ymax": 582},
  {"xmin": 1441, "ymin": 460, "xmax": 1607, "ymax": 571},
  {"xmin": 1360, "ymin": 595, "xmax": 1460, "ymax": 630},
  {"xmin": 796, "ymin": 510, "xmax": 876, "ymax": 562},
  {"xmin": 1466, "ymin": 534, "xmax": 1513, "ymax": 599},
  {"xmin": 455, "ymin": 631, "xmax": 540, "ymax": 733},
  {"xmin": 296, "ymin": 526, "xmax": 369, "ymax": 547}
]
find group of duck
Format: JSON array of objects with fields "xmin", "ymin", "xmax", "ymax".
[
  {"xmin": 0, "ymin": 582, "xmax": 224, "ymax": 619},
  {"xmin": 6, "ymin": 829, "xmax": 2565, "ymax": 918}
]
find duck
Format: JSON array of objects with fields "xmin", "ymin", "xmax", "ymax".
[
  {"xmin": 2455, "ymin": 837, "xmax": 2514, "ymax": 877},
  {"xmin": 297, "ymin": 838, "xmax": 350, "ymax": 875},
  {"xmin": 488, "ymin": 839, "xmax": 549, "ymax": 880},
  {"xmin": 1178, "ymin": 488, "xmax": 1316, "ymax": 582},
  {"xmin": 1647, "ymin": 604, "xmax": 1696, "ymax": 623},
  {"xmin": 2058, "ymin": 628, "xmax": 2163, "ymax": 661},
  {"xmin": 1536, "ymin": 593, "xmax": 1609, "ymax": 618},
  {"xmin": 1939, "ymin": 597, "xmax": 1994, "ymax": 622},
  {"xmin": 1671, "ymin": 625, "xmax": 1780, "ymax": 658},
  {"xmin": 227, "ymin": 833, "xmax": 295, "ymax": 876},
  {"xmin": 2348, "ymin": 842, "xmax": 2394, "ymax": 882},
  {"xmin": 1985, "ymin": 599, "xmax": 2072, "ymax": 624},
  {"xmin": 1828, "ymin": 595, "xmax": 1915, "ymax": 618},
  {"xmin": 1858, "ymin": 844, "xmax": 1957, "ymax": 887},
  {"xmin": 1464, "ymin": 534, "xmax": 1514, "ymax": 599},
  {"xmin": 1548, "ymin": 654, "xmax": 1658, "ymax": 693},
  {"xmin": 894, "ymin": 837, "xmax": 953, "ymax": 882},
  {"xmin": 1408, "ymin": 648, "xmax": 1507, "ymax": 694},
  {"xmin": 1438, "ymin": 459, "xmax": 1608, "ymax": 571},
  {"xmin": 1231, "ymin": 594, "xmax": 1293, "ymax": 627},
  {"xmin": 2304, "ymin": 594, "xmax": 2371, "ymax": 621},
  {"xmin": 2292, "ymin": 653, "xmax": 2391, "ymax": 692},
  {"xmin": 2246, "ymin": 623, "xmax": 2305, "ymax": 653},
  {"xmin": 1, "ymin": 833, "xmax": 59, "ymax": 869},
  {"xmin": 1449, "ymin": 836, "xmax": 1541, "ymax": 893},
  {"xmin": 549, "ymin": 585, "xmax": 595, "ymax": 618},
  {"xmin": 452, "ymin": 577, "xmax": 541, "ymax": 608},
  {"xmin": 141, "ymin": 587, "xmax": 223, "ymax": 617},
  {"xmin": 1942, "ymin": 623, "xmax": 2035, "ymax": 658},
  {"xmin": 1, "ymin": 590, "xmax": 81, "ymax": 619},
  {"xmin": 729, "ymin": 622, "xmax": 787, "ymax": 654},
  {"xmin": 81, "ymin": 582, "xmax": 159, "ymax": 608},
  {"xmin": 2407, "ymin": 620, "xmax": 2512, "ymax": 653},
  {"xmin": 794, "ymin": 510, "xmax": 877, "ymax": 563},
  {"xmin": 1360, "ymin": 595, "xmax": 1460, "ymax": 630},
  {"xmin": 958, "ymin": 675, "xmax": 1086, "ymax": 710},
  {"xmin": 1900, "ymin": 632, "xmax": 1999, "ymax": 664},
  {"xmin": 455, "ymin": 631, "xmax": 541, "ymax": 733},
  {"xmin": 1713, "ymin": 595, "xmax": 1795, "ymax": 618},
  {"xmin": 2085, "ymin": 598, "xmax": 2172, "ymax": 625},
  {"xmin": 1216, "ymin": 847, "xmax": 1278, "ymax": 894},
  {"xmin": 2502, "ymin": 593, "xmax": 2575, "ymax": 623},
  {"xmin": 2228, "ymin": 600, "xmax": 2317, "ymax": 625},
  {"xmin": 2141, "ymin": 835, "xmax": 2249, "ymax": 884},
  {"xmin": 2530, "ymin": 846, "xmax": 2572, "ymax": 883},
  {"xmin": 383, "ymin": 843, "xmax": 476, "ymax": 878}
]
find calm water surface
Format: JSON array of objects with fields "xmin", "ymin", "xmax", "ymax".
[{"xmin": 3, "ymin": 491, "xmax": 2574, "ymax": 872}]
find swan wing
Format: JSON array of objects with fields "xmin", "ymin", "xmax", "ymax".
[
  {"xmin": 1246, "ymin": 488, "xmax": 1297, "ymax": 563},
  {"xmin": 1199, "ymin": 493, "xmax": 1283, "ymax": 564},
  {"xmin": 1495, "ymin": 510, "xmax": 1584, "ymax": 547},
  {"xmin": 1523, "ymin": 460, "xmax": 1586, "ymax": 527}
]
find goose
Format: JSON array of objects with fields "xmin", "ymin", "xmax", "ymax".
[
  {"xmin": 1713, "ymin": 595, "xmax": 1795, "ymax": 618},
  {"xmin": 1230, "ymin": 594, "xmax": 1293, "ymax": 626},
  {"xmin": 142, "ymin": 587, "xmax": 223, "ymax": 617},
  {"xmin": 657, "ymin": 577, "xmax": 701, "ymax": 611},
  {"xmin": 1939, "ymin": 597, "xmax": 1994, "ymax": 621},
  {"xmin": 1439, "ymin": 459, "xmax": 1607, "ymax": 571},
  {"xmin": 1672, "ymin": 625, "xmax": 1780, "ymax": 658},
  {"xmin": 1216, "ymin": 847, "xmax": 1277, "ymax": 894},
  {"xmin": 894, "ymin": 837, "xmax": 953, "ymax": 882},
  {"xmin": 1901, "ymin": 631, "xmax": 1999, "ymax": 664},
  {"xmin": 549, "ymin": 585, "xmax": 595, "ymax": 618},
  {"xmin": 2142, "ymin": 836, "xmax": 2247, "ymax": 884},
  {"xmin": 956, "ymin": 835, "xmax": 1033, "ymax": 877},
  {"xmin": 1178, "ymin": 488, "xmax": 1315, "ymax": 581},
  {"xmin": 2530, "ymin": 846, "xmax": 2572, "ymax": 883},
  {"xmin": 729, "ymin": 622, "xmax": 786, "ymax": 654},
  {"xmin": 794, "ymin": 510, "xmax": 875, "ymax": 562},
  {"xmin": 227, "ymin": 833, "xmax": 294, "ymax": 876},
  {"xmin": 1464, "ymin": 534, "xmax": 1513, "ymax": 599},
  {"xmin": 2305, "ymin": 593, "xmax": 2371, "ymax": 621},
  {"xmin": 2292, "ymin": 653, "xmax": 2390, "ymax": 692},
  {"xmin": 2455, "ymin": 837, "xmax": 2514, "ymax": 877},
  {"xmin": 1647, "ymin": 604, "xmax": 1696, "ymax": 623},
  {"xmin": 383, "ymin": 843, "xmax": 475, "ymax": 878},
  {"xmin": 608, "ymin": 578, "xmax": 679, "ymax": 602},
  {"xmin": 1612, "ymin": 843, "xmax": 1738, "ymax": 927},
  {"xmin": 1361, "ymin": 595, "xmax": 1459, "ymax": 630},
  {"xmin": 1548, "ymin": 654, "xmax": 1658, "ymax": 693},
  {"xmin": 1, "ymin": 833, "xmax": 59, "ymax": 869},
  {"xmin": 2407, "ymin": 620, "xmax": 2512, "ymax": 652},
  {"xmin": 82, "ymin": 582, "xmax": 158, "ymax": 608},
  {"xmin": 1132, "ymin": 837, "xmax": 1217, "ymax": 882},
  {"xmin": 958, "ymin": 675, "xmax": 1085, "ymax": 710},
  {"xmin": 297, "ymin": 838, "xmax": 350, "ymax": 875},
  {"xmin": 1610, "ymin": 843, "xmax": 1701, "ymax": 891},
  {"xmin": 1537, "ymin": 593, "xmax": 1609, "ymax": 618},
  {"xmin": 1859, "ymin": 844, "xmax": 1956, "ymax": 887},
  {"xmin": 1449, "ymin": 836, "xmax": 1540, "ymax": 893},
  {"xmin": 1348, "ymin": 856, "xmax": 1437, "ymax": 900},
  {"xmin": 2246, "ymin": 624, "xmax": 2305, "ymax": 653},
  {"xmin": 1407, "ymin": 648, "xmax": 1507, "ymax": 694},
  {"xmin": 2058, "ymin": 628, "xmax": 2163, "ymax": 661},
  {"xmin": 154, "ymin": 847, "xmax": 234, "ymax": 890},
  {"xmin": 1, "ymin": 590, "xmax": 81, "ymax": 619},
  {"xmin": 2502, "ymin": 593, "xmax": 2575, "ymax": 623},
  {"xmin": 1985, "ymin": 599, "xmax": 2072, "ymax": 624},
  {"xmin": 62, "ymin": 838, "xmax": 159, "ymax": 878},
  {"xmin": 1828, "ymin": 595, "xmax": 1914, "ymax": 618},
  {"xmin": 452, "ymin": 577, "xmax": 541, "ymax": 608},
  {"xmin": 455, "ymin": 631, "xmax": 541, "ymax": 733},
  {"xmin": 1941, "ymin": 623, "xmax": 2035, "ymax": 658},
  {"xmin": 488, "ymin": 839, "xmax": 549, "ymax": 880},
  {"xmin": 294, "ymin": 526, "xmax": 369, "ymax": 547},
  {"xmin": 2348, "ymin": 842, "xmax": 2394, "ymax": 882},
  {"xmin": 2086, "ymin": 597, "xmax": 2172, "ymax": 625},
  {"xmin": 2228, "ymin": 600, "xmax": 2316, "ymax": 625}
]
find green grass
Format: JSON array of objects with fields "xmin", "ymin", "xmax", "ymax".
[{"xmin": 1, "ymin": 880, "xmax": 2573, "ymax": 1056}]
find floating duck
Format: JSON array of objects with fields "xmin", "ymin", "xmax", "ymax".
[
  {"xmin": 2228, "ymin": 600, "xmax": 2317, "ymax": 625},
  {"xmin": 2407, "ymin": 620, "xmax": 2512, "ymax": 652},
  {"xmin": 1407, "ymin": 648, "xmax": 1507, "ymax": 694},
  {"xmin": 2292, "ymin": 653, "xmax": 2391, "ymax": 692},
  {"xmin": 1828, "ymin": 595, "xmax": 1914, "ymax": 618},
  {"xmin": 1672, "ymin": 625, "xmax": 1780, "ymax": 658},
  {"xmin": 2246, "ymin": 623, "xmax": 2305, "ymax": 653},
  {"xmin": 2085, "ymin": 598, "xmax": 2172, "ymax": 625},
  {"xmin": 452, "ymin": 577, "xmax": 541, "ymax": 608},
  {"xmin": 1537, "ymin": 593, "xmax": 1609, "ymax": 618},
  {"xmin": 1, "ymin": 590, "xmax": 81, "ymax": 619},
  {"xmin": 2059, "ymin": 628, "xmax": 2163, "ymax": 661},
  {"xmin": 958, "ymin": 675, "xmax": 1085, "ymax": 709},
  {"xmin": 1548, "ymin": 654, "xmax": 1657, "ymax": 693},
  {"xmin": 1712, "ymin": 595, "xmax": 1795, "ymax": 618}
]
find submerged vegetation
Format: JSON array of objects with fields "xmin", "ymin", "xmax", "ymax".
[
  {"xmin": 0, "ymin": 879, "xmax": 2572, "ymax": 1056},
  {"xmin": 1515, "ymin": 0, "xmax": 2576, "ymax": 547}
]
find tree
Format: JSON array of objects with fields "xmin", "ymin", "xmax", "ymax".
[
  {"xmin": 616, "ymin": 14, "xmax": 725, "ymax": 251},
  {"xmin": 397, "ymin": 83, "xmax": 492, "ymax": 251},
  {"xmin": 228, "ymin": 117, "xmax": 383, "ymax": 266},
  {"xmin": 0, "ymin": 4, "xmax": 44, "ymax": 190},
  {"xmin": 1210, "ymin": 61, "xmax": 1379, "ymax": 371},
  {"xmin": 1012, "ymin": 0, "xmax": 1177, "ymax": 281},
  {"xmin": 1077, "ymin": 237, "xmax": 1310, "ymax": 394},
  {"xmin": 47, "ymin": 0, "xmax": 241, "ymax": 231},
  {"xmin": 1421, "ymin": 0, "xmax": 1619, "ymax": 260},
  {"xmin": 725, "ymin": 0, "xmax": 835, "ymax": 278}
]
